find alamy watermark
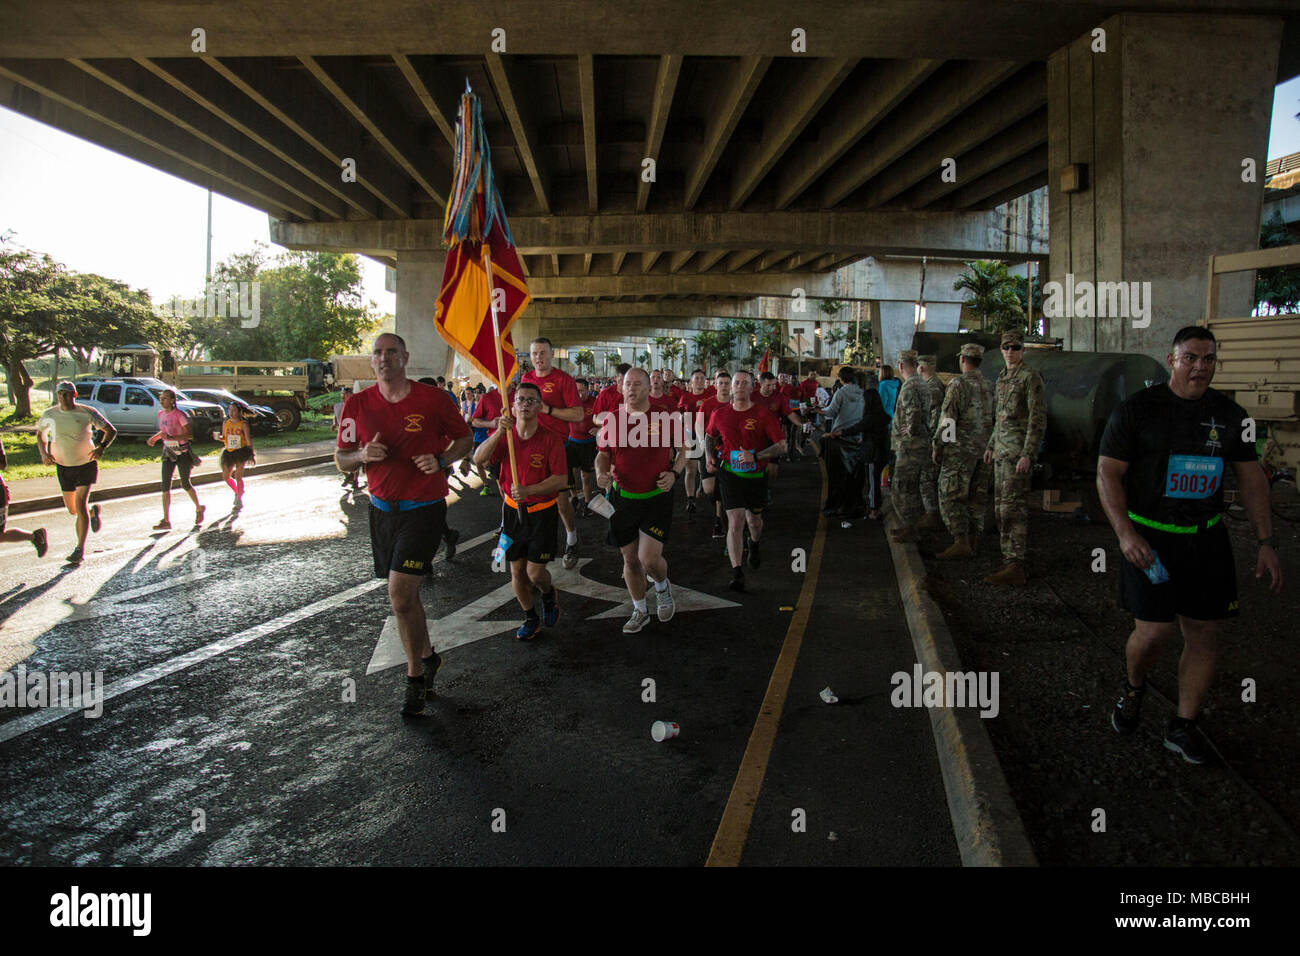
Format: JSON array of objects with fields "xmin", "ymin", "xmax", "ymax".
[
  {"xmin": 1042, "ymin": 274, "xmax": 1151, "ymax": 329},
  {"xmin": 0, "ymin": 665, "xmax": 104, "ymax": 718},
  {"xmin": 890, "ymin": 664, "xmax": 999, "ymax": 718},
  {"xmin": 156, "ymin": 280, "xmax": 261, "ymax": 328}
]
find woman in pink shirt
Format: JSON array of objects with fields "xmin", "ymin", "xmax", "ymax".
[{"xmin": 146, "ymin": 389, "xmax": 205, "ymax": 530}]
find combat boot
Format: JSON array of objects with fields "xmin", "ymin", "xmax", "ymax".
[
  {"xmin": 985, "ymin": 562, "xmax": 1027, "ymax": 586},
  {"xmin": 936, "ymin": 536, "xmax": 974, "ymax": 560},
  {"xmin": 917, "ymin": 512, "xmax": 942, "ymax": 531}
]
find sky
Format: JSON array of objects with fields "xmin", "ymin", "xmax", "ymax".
[{"xmin": 2, "ymin": 76, "xmax": 1300, "ymax": 306}]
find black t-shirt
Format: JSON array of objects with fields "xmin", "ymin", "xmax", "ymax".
[{"xmin": 1099, "ymin": 384, "xmax": 1256, "ymax": 526}]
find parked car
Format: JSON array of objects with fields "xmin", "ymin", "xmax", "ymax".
[
  {"xmin": 181, "ymin": 388, "xmax": 283, "ymax": 437},
  {"xmin": 72, "ymin": 380, "xmax": 225, "ymax": 440}
]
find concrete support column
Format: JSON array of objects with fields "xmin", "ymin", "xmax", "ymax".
[
  {"xmin": 1047, "ymin": 13, "xmax": 1281, "ymax": 358},
  {"xmin": 395, "ymin": 250, "xmax": 453, "ymax": 380}
]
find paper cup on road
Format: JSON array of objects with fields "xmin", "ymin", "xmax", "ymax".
[
  {"xmin": 651, "ymin": 720, "xmax": 680, "ymax": 742},
  {"xmin": 819, "ymin": 687, "xmax": 839, "ymax": 704},
  {"xmin": 587, "ymin": 494, "xmax": 615, "ymax": 519}
]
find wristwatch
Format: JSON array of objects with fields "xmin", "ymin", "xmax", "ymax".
[
  {"xmin": 1258, "ymin": 536, "xmax": 1277, "ymax": 549},
  {"xmin": 543, "ymin": 403, "xmax": 552, "ymax": 416},
  {"xmin": 436, "ymin": 455, "xmax": 447, "ymax": 470}
]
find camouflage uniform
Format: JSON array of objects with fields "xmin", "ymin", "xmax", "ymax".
[
  {"xmin": 890, "ymin": 357, "xmax": 931, "ymax": 528},
  {"xmin": 987, "ymin": 334, "xmax": 1047, "ymax": 564},
  {"xmin": 935, "ymin": 366, "xmax": 994, "ymax": 537},
  {"xmin": 918, "ymin": 361, "xmax": 946, "ymax": 516}
]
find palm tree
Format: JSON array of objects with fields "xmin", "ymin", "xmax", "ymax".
[
  {"xmin": 573, "ymin": 348, "xmax": 595, "ymax": 376},
  {"xmin": 637, "ymin": 349, "xmax": 651, "ymax": 367},
  {"xmin": 953, "ymin": 260, "xmax": 1025, "ymax": 333}
]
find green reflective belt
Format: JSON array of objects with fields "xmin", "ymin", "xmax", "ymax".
[
  {"xmin": 1128, "ymin": 511, "xmax": 1221, "ymax": 534},
  {"xmin": 722, "ymin": 464, "xmax": 765, "ymax": 479},
  {"xmin": 612, "ymin": 482, "xmax": 663, "ymax": 500}
]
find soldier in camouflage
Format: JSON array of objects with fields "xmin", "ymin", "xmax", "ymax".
[
  {"xmin": 889, "ymin": 350, "xmax": 931, "ymax": 543},
  {"xmin": 983, "ymin": 329, "xmax": 1047, "ymax": 585},
  {"xmin": 932, "ymin": 343, "xmax": 995, "ymax": 560},
  {"xmin": 916, "ymin": 354, "xmax": 946, "ymax": 531}
]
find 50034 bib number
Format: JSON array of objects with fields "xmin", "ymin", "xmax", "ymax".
[{"xmin": 1164, "ymin": 454, "xmax": 1223, "ymax": 499}]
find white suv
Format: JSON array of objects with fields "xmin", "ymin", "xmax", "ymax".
[{"xmin": 72, "ymin": 380, "xmax": 225, "ymax": 439}]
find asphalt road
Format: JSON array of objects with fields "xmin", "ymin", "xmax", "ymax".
[{"xmin": 0, "ymin": 458, "xmax": 958, "ymax": 866}]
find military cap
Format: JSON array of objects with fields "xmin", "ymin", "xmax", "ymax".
[
  {"xmin": 959, "ymin": 343, "xmax": 984, "ymax": 359},
  {"xmin": 1000, "ymin": 329, "xmax": 1025, "ymax": 346},
  {"xmin": 917, "ymin": 354, "xmax": 937, "ymax": 367},
  {"xmin": 898, "ymin": 349, "xmax": 919, "ymax": 364}
]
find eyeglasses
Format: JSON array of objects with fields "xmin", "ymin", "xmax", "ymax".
[
  {"xmin": 1001, "ymin": 344, "xmax": 1023, "ymax": 351},
  {"xmin": 515, "ymin": 398, "xmax": 541, "ymax": 407}
]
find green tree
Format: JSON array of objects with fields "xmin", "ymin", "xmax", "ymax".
[
  {"xmin": 1256, "ymin": 211, "xmax": 1300, "ymax": 314},
  {"xmin": 692, "ymin": 329, "xmax": 735, "ymax": 372},
  {"xmin": 654, "ymin": 335, "xmax": 685, "ymax": 375},
  {"xmin": 60, "ymin": 272, "xmax": 180, "ymax": 373},
  {"xmin": 573, "ymin": 348, "xmax": 595, "ymax": 375},
  {"xmin": 637, "ymin": 349, "xmax": 652, "ymax": 366},
  {"xmin": 954, "ymin": 260, "xmax": 1025, "ymax": 334},
  {"xmin": 0, "ymin": 238, "xmax": 65, "ymax": 417}
]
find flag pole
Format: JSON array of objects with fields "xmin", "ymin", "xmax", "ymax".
[{"xmin": 483, "ymin": 243, "xmax": 522, "ymax": 509}]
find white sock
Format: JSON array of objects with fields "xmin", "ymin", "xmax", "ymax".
[
  {"xmin": 566, "ymin": 530, "xmax": 578, "ymax": 546},
  {"xmin": 654, "ymin": 577, "xmax": 669, "ymax": 592},
  {"xmin": 633, "ymin": 598, "xmax": 647, "ymax": 613}
]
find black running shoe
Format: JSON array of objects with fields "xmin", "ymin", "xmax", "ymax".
[
  {"xmin": 686, "ymin": 498, "xmax": 696, "ymax": 515},
  {"xmin": 422, "ymin": 651, "xmax": 442, "ymax": 699},
  {"xmin": 89, "ymin": 504, "xmax": 101, "ymax": 533},
  {"xmin": 728, "ymin": 567, "xmax": 745, "ymax": 592},
  {"xmin": 401, "ymin": 676, "xmax": 426, "ymax": 717},
  {"xmin": 32, "ymin": 528, "xmax": 48, "ymax": 558},
  {"xmin": 443, "ymin": 528, "xmax": 461, "ymax": 562},
  {"xmin": 1111, "ymin": 681, "xmax": 1146, "ymax": 734},
  {"xmin": 65, "ymin": 546, "xmax": 84, "ymax": 565},
  {"xmin": 712, "ymin": 517, "xmax": 725, "ymax": 539},
  {"xmin": 1164, "ymin": 718, "xmax": 1210, "ymax": 765},
  {"xmin": 747, "ymin": 539, "xmax": 761, "ymax": 570}
]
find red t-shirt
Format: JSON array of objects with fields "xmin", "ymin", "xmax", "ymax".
[
  {"xmin": 678, "ymin": 390, "xmax": 708, "ymax": 415},
  {"xmin": 338, "ymin": 382, "xmax": 469, "ymax": 502},
  {"xmin": 648, "ymin": 391, "xmax": 677, "ymax": 414},
  {"xmin": 703, "ymin": 385, "xmax": 717, "ymax": 399},
  {"xmin": 602, "ymin": 419, "xmax": 675, "ymax": 495},
  {"xmin": 523, "ymin": 367, "xmax": 580, "ymax": 439},
  {"xmin": 778, "ymin": 384, "xmax": 801, "ymax": 413},
  {"xmin": 568, "ymin": 394, "xmax": 598, "ymax": 441},
  {"xmin": 756, "ymin": 388, "xmax": 787, "ymax": 421},
  {"xmin": 668, "ymin": 383, "xmax": 683, "ymax": 403},
  {"xmin": 490, "ymin": 424, "xmax": 567, "ymax": 505},
  {"xmin": 799, "ymin": 378, "xmax": 819, "ymax": 401},
  {"xmin": 592, "ymin": 384, "xmax": 622, "ymax": 419},
  {"xmin": 706, "ymin": 402, "xmax": 784, "ymax": 476},
  {"xmin": 472, "ymin": 387, "xmax": 515, "ymax": 425}
]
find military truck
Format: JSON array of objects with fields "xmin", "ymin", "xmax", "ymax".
[
  {"xmin": 1202, "ymin": 242, "xmax": 1300, "ymax": 479},
  {"xmin": 100, "ymin": 345, "xmax": 332, "ymax": 431}
]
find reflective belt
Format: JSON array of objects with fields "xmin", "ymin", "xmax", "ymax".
[
  {"xmin": 1128, "ymin": 511, "xmax": 1222, "ymax": 534},
  {"xmin": 369, "ymin": 496, "xmax": 443, "ymax": 513},
  {"xmin": 503, "ymin": 493, "xmax": 557, "ymax": 513},
  {"xmin": 722, "ymin": 464, "xmax": 765, "ymax": 479},
  {"xmin": 612, "ymin": 482, "xmax": 663, "ymax": 500}
]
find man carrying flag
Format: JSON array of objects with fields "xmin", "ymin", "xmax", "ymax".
[{"xmin": 523, "ymin": 337, "xmax": 586, "ymax": 570}]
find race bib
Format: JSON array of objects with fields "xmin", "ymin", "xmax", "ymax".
[
  {"xmin": 730, "ymin": 449, "xmax": 757, "ymax": 473},
  {"xmin": 787, "ymin": 398, "xmax": 800, "ymax": 411},
  {"xmin": 1164, "ymin": 454, "xmax": 1223, "ymax": 499},
  {"xmin": 164, "ymin": 439, "xmax": 182, "ymax": 452},
  {"xmin": 225, "ymin": 434, "xmax": 242, "ymax": 451}
]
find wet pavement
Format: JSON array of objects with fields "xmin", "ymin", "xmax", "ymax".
[{"xmin": 0, "ymin": 458, "xmax": 957, "ymax": 866}]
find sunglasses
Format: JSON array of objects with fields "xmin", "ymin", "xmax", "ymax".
[
  {"xmin": 515, "ymin": 397, "xmax": 542, "ymax": 407},
  {"xmin": 1001, "ymin": 344, "xmax": 1023, "ymax": 351}
]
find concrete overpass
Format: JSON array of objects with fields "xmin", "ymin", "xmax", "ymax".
[{"xmin": 1, "ymin": 1, "xmax": 1294, "ymax": 371}]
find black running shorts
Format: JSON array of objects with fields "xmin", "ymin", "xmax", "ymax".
[
  {"xmin": 607, "ymin": 487, "xmax": 673, "ymax": 547},
  {"xmin": 369, "ymin": 500, "xmax": 447, "ymax": 578},
  {"xmin": 565, "ymin": 439, "xmax": 597, "ymax": 473},
  {"xmin": 502, "ymin": 502, "xmax": 558, "ymax": 564},
  {"xmin": 1118, "ymin": 521, "xmax": 1239, "ymax": 622},
  {"xmin": 719, "ymin": 468, "xmax": 767, "ymax": 514},
  {"xmin": 56, "ymin": 461, "xmax": 98, "ymax": 492}
]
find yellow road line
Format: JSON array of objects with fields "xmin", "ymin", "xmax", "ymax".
[{"xmin": 705, "ymin": 462, "xmax": 829, "ymax": 867}]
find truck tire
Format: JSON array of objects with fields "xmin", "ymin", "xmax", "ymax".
[{"xmin": 272, "ymin": 401, "xmax": 301, "ymax": 431}]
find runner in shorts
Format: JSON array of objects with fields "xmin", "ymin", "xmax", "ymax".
[
  {"xmin": 698, "ymin": 370, "xmax": 733, "ymax": 539},
  {"xmin": 0, "ymin": 435, "xmax": 47, "ymax": 557},
  {"xmin": 219, "ymin": 403, "xmax": 255, "ymax": 513},
  {"xmin": 706, "ymin": 370, "xmax": 786, "ymax": 592},
  {"xmin": 335, "ymin": 333, "xmax": 472, "ymax": 718},
  {"xmin": 146, "ymin": 388, "xmax": 205, "ymax": 529},
  {"xmin": 1098, "ymin": 326, "xmax": 1282, "ymax": 764},
  {"xmin": 36, "ymin": 381, "xmax": 115, "ymax": 565},
  {"xmin": 473, "ymin": 382, "xmax": 569, "ymax": 641},
  {"xmin": 566, "ymin": 377, "xmax": 599, "ymax": 516},
  {"xmin": 595, "ymin": 368, "xmax": 687, "ymax": 634},
  {"xmin": 523, "ymin": 338, "xmax": 586, "ymax": 570},
  {"xmin": 678, "ymin": 369, "xmax": 711, "ymax": 515},
  {"xmin": 334, "ymin": 386, "xmax": 361, "ymax": 491},
  {"xmin": 471, "ymin": 381, "xmax": 515, "ymax": 498}
]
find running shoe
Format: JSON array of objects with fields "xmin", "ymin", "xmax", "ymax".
[
  {"xmin": 66, "ymin": 546, "xmax": 84, "ymax": 565},
  {"xmin": 480, "ymin": 487, "xmax": 490, "ymax": 496},
  {"xmin": 656, "ymin": 585, "xmax": 675, "ymax": 623},
  {"xmin": 232, "ymin": 496, "xmax": 243, "ymax": 513},
  {"xmin": 443, "ymin": 527, "xmax": 461, "ymax": 562},
  {"xmin": 422, "ymin": 651, "xmax": 442, "ymax": 699},
  {"xmin": 542, "ymin": 593, "xmax": 561, "ymax": 628},
  {"xmin": 89, "ymin": 504, "xmax": 101, "ymax": 533},
  {"xmin": 712, "ymin": 517, "xmax": 725, "ymax": 538},
  {"xmin": 562, "ymin": 544, "xmax": 579, "ymax": 570},
  {"xmin": 623, "ymin": 608, "xmax": 651, "ymax": 634},
  {"xmin": 516, "ymin": 616, "xmax": 541, "ymax": 641},
  {"xmin": 1111, "ymin": 681, "xmax": 1146, "ymax": 734},
  {"xmin": 747, "ymin": 540, "xmax": 762, "ymax": 570},
  {"xmin": 1164, "ymin": 718, "xmax": 1210, "ymax": 765},
  {"xmin": 153, "ymin": 519, "xmax": 171, "ymax": 530},
  {"xmin": 195, "ymin": 505, "xmax": 206, "ymax": 526},
  {"xmin": 401, "ymin": 677, "xmax": 426, "ymax": 717},
  {"xmin": 728, "ymin": 567, "xmax": 745, "ymax": 592},
  {"xmin": 32, "ymin": 528, "xmax": 48, "ymax": 558},
  {"xmin": 686, "ymin": 498, "xmax": 696, "ymax": 515}
]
